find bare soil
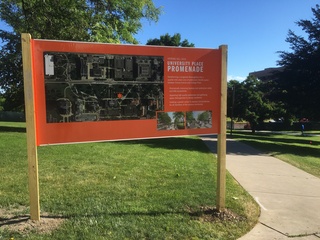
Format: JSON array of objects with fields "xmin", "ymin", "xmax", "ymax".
[
  {"xmin": 188, "ymin": 206, "xmax": 246, "ymax": 223},
  {"xmin": 0, "ymin": 206, "xmax": 64, "ymax": 236}
]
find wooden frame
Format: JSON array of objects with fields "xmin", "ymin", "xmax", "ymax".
[
  {"xmin": 21, "ymin": 33, "xmax": 40, "ymax": 220},
  {"xmin": 217, "ymin": 45, "xmax": 228, "ymax": 211},
  {"xmin": 21, "ymin": 33, "xmax": 227, "ymax": 219}
]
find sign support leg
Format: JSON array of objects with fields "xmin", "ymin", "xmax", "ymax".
[
  {"xmin": 21, "ymin": 33, "xmax": 40, "ymax": 221},
  {"xmin": 217, "ymin": 45, "xmax": 228, "ymax": 211}
]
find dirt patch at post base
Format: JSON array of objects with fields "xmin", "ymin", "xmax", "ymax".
[{"xmin": 0, "ymin": 207, "xmax": 64, "ymax": 236}]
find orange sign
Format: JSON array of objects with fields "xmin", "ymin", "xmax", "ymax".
[{"xmin": 30, "ymin": 39, "xmax": 222, "ymax": 145}]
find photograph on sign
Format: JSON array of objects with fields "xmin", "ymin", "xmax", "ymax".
[
  {"xmin": 157, "ymin": 111, "xmax": 186, "ymax": 130},
  {"xmin": 156, "ymin": 111, "xmax": 212, "ymax": 131},
  {"xmin": 31, "ymin": 40, "xmax": 222, "ymax": 145},
  {"xmin": 186, "ymin": 111, "xmax": 212, "ymax": 129},
  {"xmin": 44, "ymin": 53, "xmax": 164, "ymax": 123}
]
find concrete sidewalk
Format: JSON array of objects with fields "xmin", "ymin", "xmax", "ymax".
[{"xmin": 201, "ymin": 135, "xmax": 320, "ymax": 240}]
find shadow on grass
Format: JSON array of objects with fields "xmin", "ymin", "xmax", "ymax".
[
  {"xmin": 0, "ymin": 210, "xmax": 186, "ymax": 228},
  {"xmin": 1, "ymin": 207, "xmax": 233, "ymax": 229},
  {"xmin": 238, "ymin": 139, "xmax": 320, "ymax": 159},
  {"xmin": 0, "ymin": 214, "xmax": 67, "ymax": 228},
  {"xmin": 0, "ymin": 215, "xmax": 30, "ymax": 226},
  {"xmin": 0, "ymin": 126, "xmax": 26, "ymax": 133},
  {"xmin": 233, "ymin": 132, "xmax": 320, "ymax": 146},
  {"xmin": 231, "ymin": 133, "xmax": 320, "ymax": 159},
  {"xmin": 118, "ymin": 137, "xmax": 212, "ymax": 153},
  {"xmin": 0, "ymin": 123, "xmax": 212, "ymax": 153}
]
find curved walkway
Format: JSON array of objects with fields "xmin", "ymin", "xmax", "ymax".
[{"xmin": 201, "ymin": 135, "xmax": 320, "ymax": 240}]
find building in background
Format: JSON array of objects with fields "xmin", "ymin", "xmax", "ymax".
[{"xmin": 249, "ymin": 67, "xmax": 284, "ymax": 82}]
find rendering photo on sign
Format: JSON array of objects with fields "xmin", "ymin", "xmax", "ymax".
[
  {"xmin": 157, "ymin": 110, "xmax": 212, "ymax": 131},
  {"xmin": 44, "ymin": 52, "xmax": 164, "ymax": 123}
]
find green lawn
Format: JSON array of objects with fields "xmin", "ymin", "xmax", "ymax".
[
  {"xmin": 231, "ymin": 130, "xmax": 320, "ymax": 178},
  {"xmin": 0, "ymin": 122, "xmax": 259, "ymax": 240}
]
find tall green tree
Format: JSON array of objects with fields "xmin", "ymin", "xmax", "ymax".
[
  {"xmin": 172, "ymin": 111, "xmax": 184, "ymax": 129},
  {"xmin": 0, "ymin": 0, "xmax": 161, "ymax": 110},
  {"xmin": 0, "ymin": 96, "xmax": 4, "ymax": 111},
  {"xmin": 157, "ymin": 112, "xmax": 171, "ymax": 125},
  {"xmin": 277, "ymin": 4, "xmax": 320, "ymax": 120},
  {"xmin": 197, "ymin": 111, "xmax": 210, "ymax": 122},
  {"xmin": 227, "ymin": 80, "xmax": 242, "ymax": 122},
  {"xmin": 230, "ymin": 76, "xmax": 275, "ymax": 133},
  {"xmin": 173, "ymin": 111, "xmax": 184, "ymax": 123},
  {"xmin": 146, "ymin": 33, "xmax": 194, "ymax": 47}
]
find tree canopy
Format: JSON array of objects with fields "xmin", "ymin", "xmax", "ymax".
[
  {"xmin": 228, "ymin": 76, "xmax": 278, "ymax": 133},
  {"xmin": 157, "ymin": 112, "xmax": 171, "ymax": 126},
  {"xmin": 0, "ymin": 0, "xmax": 161, "ymax": 110},
  {"xmin": 1, "ymin": 0, "xmax": 161, "ymax": 43},
  {"xmin": 276, "ymin": 4, "xmax": 320, "ymax": 120},
  {"xmin": 146, "ymin": 33, "xmax": 194, "ymax": 47},
  {"xmin": 227, "ymin": 5, "xmax": 320, "ymax": 130}
]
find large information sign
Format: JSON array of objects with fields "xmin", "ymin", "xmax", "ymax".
[
  {"xmin": 30, "ymin": 39, "xmax": 223, "ymax": 145},
  {"xmin": 22, "ymin": 34, "xmax": 227, "ymax": 220}
]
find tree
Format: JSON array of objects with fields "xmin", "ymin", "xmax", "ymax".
[
  {"xmin": 173, "ymin": 111, "xmax": 184, "ymax": 129},
  {"xmin": 146, "ymin": 33, "xmax": 194, "ymax": 47},
  {"xmin": 173, "ymin": 111, "xmax": 184, "ymax": 123},
  {"xmin": 186, "ymin": 111, "xmax": 194, "ymax": 122},
  {"xmin": 230, "ymin": 76, "xmax": 275, "ymax": 133},
  {"xmin": 227, "ymin": 80, "xmax": 241, "ymax": 121},
  {"xmin": 277, "ymin": 4, "xmax": 320, "ymax": 120},
  {"xmin": 157, "ymin": 112, "xmax": 171, "ymax": 126},
  {"xmin": 0, "ymin": 0, "xmax": 161, "ymax": 110},
  {"xmin": 197, "ymin": 111, "xmax": 210, "ymax": 122},
  {"xmin": 0, "ymin": 96, "xmax": 4, "ymax": 111},
  {"xmin": 0, "ymin": 31, "xmax": 24, "ymax": 110}
]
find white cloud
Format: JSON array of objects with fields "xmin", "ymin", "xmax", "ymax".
[{"xmin": 227, "ymin": 75, "xmax": 246, "ymax": 81}]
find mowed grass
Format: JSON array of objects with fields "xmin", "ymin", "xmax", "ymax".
[
  {"xmin": 0, "ymin": 122, "xmax": 259, "ymax": 239},
  {"xmin": 231, "ymin": 130, "xmax": 320, "ymax": 178}
]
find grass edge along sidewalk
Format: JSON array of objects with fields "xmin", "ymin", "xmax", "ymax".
[
  {"xmin": 230, "ymin": 130, "xmax": 320, "ymax": 178},
  {"xmin": 0, "ymin": 122, "xmax": 259, "ymax": 239}
]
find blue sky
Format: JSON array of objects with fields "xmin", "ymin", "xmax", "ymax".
[
  {"xmin": 135, "ymin": 0, "xmax": 318, "ymax": 81},
  {"xmin": 0, "ymin": 1, "xmax": 317, "ymax": 81}
]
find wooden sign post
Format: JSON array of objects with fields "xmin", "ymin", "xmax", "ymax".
[
  {"xmin": 21, "ymin": 33, "xmax": 40, "ymax": 220},
  {"xmin": 217, "ymin": 45, "xmax": 228, "ymax": 211}
]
